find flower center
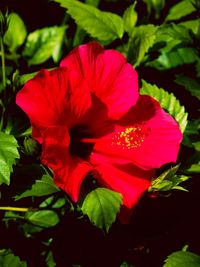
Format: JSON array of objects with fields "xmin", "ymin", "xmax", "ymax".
[
  {"xmin": 69, "ymin": 125, "xmax": 94, "ymax": 159},
  {"xmin": 112, "ymin": 124, "xmax": 150, "ymax": 149}
]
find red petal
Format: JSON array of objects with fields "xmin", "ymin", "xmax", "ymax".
[
  {"xmin": 41, "ymin": 126, "xmax": 92, "ymax": 202},
  {"xmin": 91, "ymin": 153, "xmax": 153, "ymax": 209},
  {"xmin": 54, "ymin": 160, "xmax": 92, "ymax": 202},
  {"xmin": 16, "ymin": 68, "xmax": 91, "ymax": 142},
  {"xmin": 60, "ymin": 42, "xmax": 139, "ymax": 120},
  {"xmin": 93, "ymin": 96, "xmax": 182, "ymax": 170},
  {"xmin": 41, "ymin": 126, "xmax": 70, "ymax": 170}
]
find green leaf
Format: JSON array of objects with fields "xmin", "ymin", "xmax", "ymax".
[
  {"xmin": 85, "ymin": 0, "xmax": 100, "ymax": 7},
  {"xmin": 123, "ymin": 3, "xmax": 137, "ymax": 36},
  {"xmin": 54, "ymin": 0, "xmax": 124, "ymax": 44},
  {"xmin": 23, "ymin": 26, "xmax": 66, "ymax": 65},
  {"xmin": 163, "ymin": 250, "xmax": 200, "ymax": 267},
  {"xmin": 175, "ymin": 74, "xmax": 200, "ymax": 100},
  {"xmin": 182, "ymin": 119, "xmax": 200, "ymax": 147},
  {"xmin": 46, "ymin": 251, "xmax": 56, "ymax": 267},
  {"xmin": 143, "ymin": 0, "xmax": 165, "ymax": 18},
  {"xmin": 14, "ymin": 175, "xmax": 60, "ymax": 200},
  {"xmin": 81, "ymin": 188, "xmax": 122, "ymax": 232},
  {"xmin": 141, "ymin": 80, "xmax": 188, "ymax": 133},
  {"xmin": 72, "ymin": 0, "xmax": 100, "ymax": 47},
  {"xmin": 0, "ymin": 249, "xmax": 27, "ymax": 267},
  {"xmin": 23, "ymin": 137, "xmax": 39, "ymax": 155},
  {"xmin": 185, "ymin": 152, "xmax": 200, "ymax": 173},
  {"xmin": 186, "ymin": 162, "xmax": 200, "ymax": 173},
  {"xmin": 147, "ymin": 48, "xmax": 198, "ymax": 69},
  {"xmin": 19, "ymin": 71, "xmax": 38, "ymax": 85},
  {"xmin": 193, "ymin": 142, "xmax": 200, "ymax": 151},
  {"xmin": 153, "ymin": 24, "xmax": 193, "ymax": 56},
  {"xmin": 165, "ymin": 0, "xmax": 196, "ymax": 22},
  {"xmin": 149, "ymin": 165, "xmax": 190, "ymax": 192},
  {"xmin": 0, "ymin": 132, "xmax": 19, "ymax": 185},
  {"xmin": 3, "ymin": 13, "xmax": 27, "ymax": 52},
  {"xmin": 127, "ymin": 24, "xmax": 157, "ymax": 66},
  {"xmin": 120, "ymin": 261, "xmax": 135, "ymax": 267},
  {"xmin": 25, "ymin": 210, "xmax": 59, "ymax": 228},
  {"xmin": 180, "ymin": 19, "xmax": 200, "ymax": 35}
]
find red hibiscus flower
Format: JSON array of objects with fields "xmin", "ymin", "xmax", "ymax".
[{"xmin": 16, "ymin": 42, "xmax": 182, "ymax": 218}]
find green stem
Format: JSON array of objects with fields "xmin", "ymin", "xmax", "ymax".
[
  {"xmin": 0, "ymin": 206, "xmax": 30, "ymax": 212},
  {"xmin": 0, "ymin": 36, "xmax": 6, "ymax": 89}
]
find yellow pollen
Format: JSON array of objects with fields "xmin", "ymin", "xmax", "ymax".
[{"xmin": 111, "ymin": 125, "xmax": 150, "ymax": 149}]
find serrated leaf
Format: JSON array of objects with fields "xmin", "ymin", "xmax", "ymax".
[
  {"xmin": 81, "ymin": 188, "xmax": 122, "ymax": 232},
  {"xmin": 23, "ymin": 26, "xmax": 66, "ymax": 65},
  {"xmin": 54, "ymin": 0, "xmax": 124, "ymax": 44},
  {"xmin": 175, "ymin": 74, "xmax": 200, "ymax": 100},
  {"xmin": 163, "ymin": 250, "xmax": 200, "ymax": 267},
  {"xmin": 4, "ymin": 12, "xmax": 27, "ymax": 52},
  {"xmin": 25, "ymin": 210, "xmax": 59, "ymax": 228},
  {"xmin": 123, "ymin": 3, "xmax": 137, "ymax": 36},
  {"xmin": 127, "ymin": 24, "xmax": 157, "ymax": 66},
  {"xmin": 0, "ymin": 249, "xmax": 27, "ymax": 267},
  {"xmin": 0, "ymin": 132, "xmax": 19, "ymax": 185},
  {"xmin": 14, "ymin": 175, "xmax": 60, "ymax": 200},
  {"xmin": 72, "ymin": 0, "xmax": 100, "ymax": 47},
  {"xmin": 165, "ymin": 0, "xmax": 196, "ymax": 22},
  {"xmin": 149, "ymin": 165, "xmax": 190, "ymax": 192},
  {"xmin": 141, "ymin": 80, "xmax": 188, "ymax": 133}
]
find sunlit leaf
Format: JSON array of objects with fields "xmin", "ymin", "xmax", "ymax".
[
  {"xmin": 81, "ymin": 188, "xmax": 122, "ymax": 232},
  {"xmin": 149, "ymin": 165, "xmax": 189, "ymax": 192},
  {"xmin": 0, "ymin": 249, "xmax": 27, "ymax": 267},
  {"xmin": 163, "ymin": 250, "xmax": 200, "ymax": 267},
  {"xmin": 0, "ymin": 132, "xmax": 19, "ymax": 185},
  {"xmin": 180, "ymin": 19, "xmax": 200, "ymax": 35},
  {"xmin": 25, "ymin": 210, "xmax": 59, "ymax": 228},
  {"xmin": 165, "ymin": 0, "xmax": 196, "ymax": 22},
  {"xmin": 14, "ymin": 175, "xmax": 60, "ymax": 200},
  {"xmin": 72, "ymin": 0, "xmax": 100, "ymax": 47},
  {"xmin": 54, "ymin": 0, "xmax": 124, "ymax": 44},
  {"xmin": 123, "ymin": 3, "xmax": 137, "ymax": 36},
  {"xmin": 4, "ymin": 12, "xmax": 27, "ymax": 52},
  {"xmin": 141, "ymin": 80, "xmax": 188, "ymax": 133},
  {"xmin": 147, "ymin": 48, "xmax": 198, "ymax": 69},
  {"xmin": 175, "ymin": 74, "xmax": 200, "ymax": 100},
  {"xmin": 23, "ymin": 26, "xmax": 66, "ymax": 65},
  {"xmin": 127, "ymin": 24, "xmax": 157, "ymax": 66}
]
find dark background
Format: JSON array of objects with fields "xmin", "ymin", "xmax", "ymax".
[{"xmin": 0, "ymin": 1, "xmax": 200, "ymax": 266}]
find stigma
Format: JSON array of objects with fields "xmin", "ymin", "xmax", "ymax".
[{"xmin": 112, "ymin": 124, "xmax": 150, "ymax": 149}]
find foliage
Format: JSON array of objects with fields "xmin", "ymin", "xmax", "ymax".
[
  {"xmin": 0, "ymin": 0, "xmax": 199, "ymax": 266},
  {"xmin": 164, "ymin": 249, "xmax": 200, "ymax": 267},
  {"xmin": 140, "ymin": 80, "xmax": 188, "ymax": 133},
  {"xmin": 0, "ymin": 249, "xmax": 27, "ymax": 267},
  {"xmin": 81, "ymin": 188, "xmax": 122, "ymax": 232},
  {"xmin": 0, "ymin": 131, "xmax": 19, "ymax": 185},
  {"xmin": 149, "ymin": 164, "xmax": 190, "ymax": 192}
]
